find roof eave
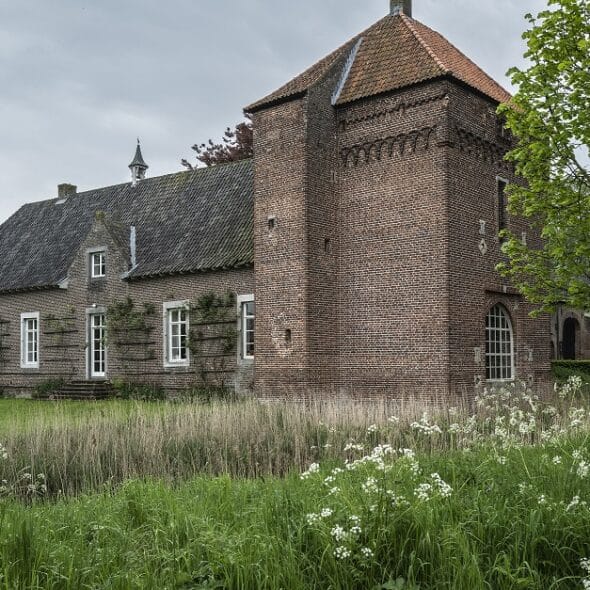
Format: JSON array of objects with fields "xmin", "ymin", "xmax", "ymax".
[
  {"xmin": 334, "ymin": 73, "xmax": 510, "ymax": 109},
  {"xmin": 245, "ymin": 90, "xmax": 307, "ymax": 115}
]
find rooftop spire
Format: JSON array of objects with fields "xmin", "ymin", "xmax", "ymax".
[
  {"xmin": 129, "ymin": 139, "xmax": 148, "ymax": 187},
  {"xmin": 390, "ymin": 0, "xmax": 412, "ymax": 17}
]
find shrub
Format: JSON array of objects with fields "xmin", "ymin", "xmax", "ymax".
[
  {"xmin": 32, "ymin": 379, "xmax": 65, "ymax": 399},
  {"xmin": 111, "ymin": 380, "xmax": 166, "ymax": 402},
  {"xmin": 552, "ymin": 360, "xmax": 590, "ymax": 383}
]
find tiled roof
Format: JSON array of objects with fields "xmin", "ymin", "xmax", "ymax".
[
  {"xmin": 0, "ymin": 160, "xmax": 253, "ymax": 292},
  {"xmin": 246, "ymin": 14, "xmax": 511, "ymax": 112}
]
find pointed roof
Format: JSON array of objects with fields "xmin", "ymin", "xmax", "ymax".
[
  {"xmin": 129, "ymin": 141, "xmax": 148, "ymax": 169},
  {"xmin": 246, "ymin": 14, "xmax": 511, "ymax": 113}
]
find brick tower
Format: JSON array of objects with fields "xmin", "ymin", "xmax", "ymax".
[{"xmin": 246, "ymin": 2, "xmax": 551, "ymax": 401}]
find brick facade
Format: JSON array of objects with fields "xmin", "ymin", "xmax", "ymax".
[
  {"xmin": 0, "ymin": 215, "xmax": 254, "ymax": 396},
  {"xmin": 0, "ymin": 9, "xmax": 561, "ymax": 401}
]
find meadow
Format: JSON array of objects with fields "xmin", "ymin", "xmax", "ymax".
[{"xmin": 0, "ymin": 381, "xmax": 589, "ymax": 589}]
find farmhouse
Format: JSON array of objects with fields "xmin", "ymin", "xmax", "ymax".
[{"xmin": 0, "ymin": 0, "xmax": 576, "ymax": 400}]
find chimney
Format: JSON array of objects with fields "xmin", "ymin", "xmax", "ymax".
[
  {"xmin": 390, "ymin": 0, "xmax": 412, "ymax": 16},
  {"xmin": 57, "ymin": 183, "xmax": 77, "ymax": 199}
]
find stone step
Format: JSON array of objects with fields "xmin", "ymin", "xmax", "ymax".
[{"xmin": 42, "ymin": 380, "xmax": 114, "ymax": 401}]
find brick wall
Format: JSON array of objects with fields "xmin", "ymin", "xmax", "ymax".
[
  {"xmin": 0, "ymin": 213, "xmax": 254, "ymax": 396},
  {"xmin": 252, "ymin": 76, "xmax": 552, "ymax": 401}
]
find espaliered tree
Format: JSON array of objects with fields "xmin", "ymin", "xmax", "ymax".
[
  {"xmin": 497, "ymin": 0, "xmax": 590, "ymax": 312},
  {"xmin": 182, "ymin": 118, "xmax": 253, "ymax": 169}
]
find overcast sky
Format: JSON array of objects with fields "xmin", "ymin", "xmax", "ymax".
[{"xmin": 0, "ymin": 0, "xmax": 548, "ymax": 224}]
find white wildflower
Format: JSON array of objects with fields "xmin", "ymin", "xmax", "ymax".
[
  {"xmin": 415, "ymin": 483, "xmax": 432, "ymax": 502},
  {"xmin": 320, "ymin": 508, "xmax": 333, "ymax": 518},
  {"xmin": 306, "ymin": 513, "xmax": 320, "ymax": 525},
  {"xmin": 330, "ymin": 525, "xmax": 347, "ymax": 542},
  {"xmin": 552, "ymin": 456, "xmax": 562, "ymax": 465},
  {"xmin": 431, "ymin": 473, "xmax": 453, "ymax": 498},
  {"xmin": 344, "ymin": 442, "xmax": 365, "ymax": 452},
  {"xmin": 362, "ymin": 477, "xmax": 379, "ymax": 495},
  {"xmin": 577, "ymin": 461, "xmax": 590, "ymax": 479},
  {"xmin": 361, "ymin": 547, "xmax": 374, "ymax": 559},
  {"xmin": 367, "ymin": 424, "xmax": 378, "ymax": 434},
  {"xmin": 411, "ymin": 413, "xmax": 442, "ymax": 436},
  {"xmin": 566, "ymin": 496, "xmax": 581, "ymax": 512},
  {"xmin": 334, "ymin": 546, "xmax": 351, "ymax": 560},
  {"xmin": 300, "ymin": 463, "xmax": 320, "ymax": 480}
]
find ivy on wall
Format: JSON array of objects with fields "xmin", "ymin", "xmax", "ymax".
[
  {"xmin": 0, "ymin": 317, "xmax": 9, "ymax": 367},
  {"xmin": 41, "ymin": 311, "xmax": 78, "ymax": 379},
  {"xmin": 107, "ymin": 298, "xmax": 157, "ymax": 364},
  {"xmin": 189, "ymin": 291, "xmax": 237, "ymax": 388}
]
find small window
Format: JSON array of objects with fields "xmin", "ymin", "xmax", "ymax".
[
  {"xmin": 268, "ymin": 216, "xmax": 276, "ymax": 232},
  {"xmin": 238, "ymin": 295, "xmax": 255, "ymax": 360},
  {"xmin": 90, "ymin": 251, "xmax": 106, "ymax": 278},
  {"xmin": 21, "ymin": 312, "xmax": 39, "ymax": 368},
  {"xmin": 163, "ymin": 301, "xmax": 190, "ymax": 367},
  {"xmin": 497, "ymin": 178, "xmax": 508, "ymax": 236},
  {"xmin": 485, "ymin": 304, "xmax": 514, "ymax": 382}
]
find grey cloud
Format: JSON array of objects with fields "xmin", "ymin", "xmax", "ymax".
[{"xmin": 0, "ymin": 0, "xmax": 547, "ymax": 223}]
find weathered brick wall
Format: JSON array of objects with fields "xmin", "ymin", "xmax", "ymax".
[
  {"xmin": 444, "ymin": 82, "xmax": 552, "ymax": 395},
  {"xmin": 335, "ymin": 81, "xmax": 450, "ymax": 400},
  {"xmin": 252, "ymin": 76, "xmax": 552, "ymax": 401},
  {"xmin": 0, "ymin": 213, "xmax": 254, "ymax": 396}
]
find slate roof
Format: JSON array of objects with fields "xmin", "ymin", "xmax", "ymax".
[
  {"xmin": 0, "ymin": 159, "xmax": 253, "ymax": 293},
  {"xmin": 246, "ymin": 13, "xmax": 511, "ymax": 113}
]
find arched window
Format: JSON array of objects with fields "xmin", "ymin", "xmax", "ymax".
[{"xmin": 485, "ymin": 304, "xmax": 514, "ymax": 381}]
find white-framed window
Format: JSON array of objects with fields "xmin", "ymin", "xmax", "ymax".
[
  {"xmin": 163, "ymin": 301, "xmax": 190, "ymax": 367},
  {"xmin": 485, "ymin": 304, "xmax": 515, "ymax": 382},
  {"xmin": 237, "ymin": 294, "xmax": 255, "ymax": 360},
  {"xmin": 90, "ymin": 251, "xmax": 106, "ymax": 278},
  {"xmin": 20, "ymin": 312, "xmax": 40, "ymax": 369}
]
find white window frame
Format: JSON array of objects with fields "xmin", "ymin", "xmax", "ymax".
[
  {"xmin": 163, "ymin": 300, "xmax": 190, "ymax": 368},
  {"xmin": 485, "ymin": 304, "xmax": 515, "ymax": 382},
  {"xmin": 237, "ymin": 294, "xmax": 255, "ymax": 362},
  {"xmin": 20, "ymin": 312, "xmax": 40, "ymax": 369},
  {"xmin": 90, "ymin": 250, "xmax": 106, "ymax": 278}
]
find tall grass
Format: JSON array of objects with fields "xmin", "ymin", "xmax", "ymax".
[
  {"xmin": 0, "ymin": 382, "xmax": 588, "ymax": 496},
  {"xmin": 1, "ymin": 380, "xmax": 590, "ymax": 588},
  {"xmin": 0, "ymin": 440, "xmax": 589, "ymax": 589}
]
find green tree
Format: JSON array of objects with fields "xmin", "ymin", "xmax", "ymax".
[{"xmin": 497, "ymin": 0, "xmax": 590, "ymax": 312}]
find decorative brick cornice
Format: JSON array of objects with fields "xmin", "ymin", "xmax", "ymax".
[
  {"xmin": 339, "ymin": 92, "xmax": 447, "ymax": 131},
  {"xmin": 340, "ymin": 125, "xmax": 438, "ymax": 168},
  {"xmin": 453, "ymin": 126, "xmax": 513, "ymax": 171}
]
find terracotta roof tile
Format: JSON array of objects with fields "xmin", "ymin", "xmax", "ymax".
[
  {"xmin": 405, "ymin": 17, "xmax": 512, "ymax": 104},
  {"xmin": 247, "ymin": 14, "xmax": 511, "ymax": 113},
  {"xmin": 245, "ymin": 37, "xmax": 359, "ymax": 112}
]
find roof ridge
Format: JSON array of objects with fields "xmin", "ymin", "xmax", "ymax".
[
  {"xmin": 406, "ymin": 17, "xmax": 511, "ymax": 102},
  {"xmin": 400, "ymin": 14, "xmax": 448, "ymax": 75}
]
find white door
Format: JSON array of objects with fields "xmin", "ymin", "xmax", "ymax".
[{"xmin": 89, "ymin": 314, "xmax": 107, "ymax": 378}]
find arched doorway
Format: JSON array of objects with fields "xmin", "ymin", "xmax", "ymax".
[{"xmin": 562, "ymin": 318, "xmax": 579, "ymax": 360}]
